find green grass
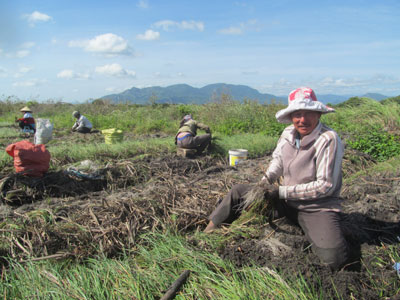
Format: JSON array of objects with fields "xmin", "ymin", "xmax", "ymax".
[
  {"xmin": 0, "ymin": 132, "xmax": 277, "ymax": 171},
  {"xmin": 47, "ymin": 137, "xmax": 176, "ymax": 164},
  {"xmin": 1, "ymin": 98, "xmax": 400, "ymax": 299},
  {"xmin": 4, "ymin": 229, "xmax": 395, "ymax": 299},
  {"xmin": 343, "ymin": 155, "xmax": 400, "ymax": 184},
  {"xmin": 0, "ymin": 127, "xmax": 19, "ymax": 138},
  {"xmin": 212, "ymin": 133, "xmax": 278, "ymax": 158},
  {"xmin": 2, "ymin": 96, "xmax": 400, "ymax": 144},
  {"xmin": 3, "ymin": 230, "xmax": 396, "ymax": 299},
  {"xmin": 0, "ymin": 231, "xmax": 323, "ymax": 300},
  {"xmin": 325, "ymin": 98, "xmax": 400, "ymax": 136}
]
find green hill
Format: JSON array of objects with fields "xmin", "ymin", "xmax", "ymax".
[{"xmin": 100, "ymin": 83, "xmax": 286, "ymax": 104}]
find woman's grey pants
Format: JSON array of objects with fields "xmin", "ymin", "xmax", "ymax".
[
  {"xmin": 177, "ymin": 134, "xmax": 211, "ymax": 154},
  {"xmin": 208, "ymin": 184, "xmax": 349, "ymax": 270},
  {"xmin": 76, "ymin": 127, "xmax": 91, "ymax": 133}
]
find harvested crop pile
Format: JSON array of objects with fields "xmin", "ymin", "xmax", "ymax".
[{"xmin": 0, "ymin": 150, "xmax": 399, "ymax": 299}]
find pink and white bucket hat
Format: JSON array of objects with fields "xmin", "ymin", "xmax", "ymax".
[{"xmin": 275, "ymin": 87, "xmax": 335, "ymax": 123}]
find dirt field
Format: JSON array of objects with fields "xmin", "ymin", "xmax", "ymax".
[{"xmin": 0, "ymin": 129, "xmax": 399, "ymax": 299}]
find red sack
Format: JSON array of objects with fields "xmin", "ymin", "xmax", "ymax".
[{"xmin": 6, "ymin": 140, "xmax": 51, "ymax": 177}]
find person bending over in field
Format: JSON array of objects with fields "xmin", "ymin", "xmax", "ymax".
[
  {"xmin": 71, "ymin": 111, "xmax": 93, "ymax": 134},
  {"xmin": 16, "ymin": 106, "xmax": 36, "ymax": 133},
  {"xmin": 204, "ymin": 87, "xmax": 349, "ymax": 271},
  {"xmin": 175, "ymin": 114, "xmax": 212, "ymax": 155}
]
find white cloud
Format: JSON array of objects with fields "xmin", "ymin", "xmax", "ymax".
[
  {"xmin": 69, "ymin": 33, "xmax": 134, "ymax": 56},
  {"xmin": 14, "ymin": 66, "xmax": 33, "ymax": 78},
  {"xmin": 0, "ymin": 66, "xmax": 7, "ymax": 78},
  {"xmin": 23, "ymin": 11, "xmax": 52, "ymax": 26},
  {"xmin": 136, "ymin": 29, "xmax": 160, "ymax": 41},
  {"xmin": 181, "ymin": 21, "xmax": 204, "ymax": 31},
  {"xmin": 317, "ymin": 75, "xmax": 400, "ymax": 91},
  {"xmin": 261, "ymin": 75, "xmax": 400, "ymax": 96},
  {"xmin": 218, "ymin": 26, "xmax": 243, "ymax": 35},
  {"xmin": 153, "ymin": 20, "xmax": 175, "ymax": 31},
  {"xmin": 95, "ymin": 63, "xmax": 136, "ymax": 78},
  {"xmin": 57, "ymin": 69, "xmax": 90, "ymax": 80},
  {"xmin": 1, "ymin": 43, "xmax": 33, "ymax": 58},
  {"xmin": 218, "ymin": 19, "xmax": 258, "ymax": 35},
  {"xmin": 15, "ymin": 50, "xmax": 30, "ymax": 58},
  {"xmin": 154, "ymin": 20, "xmax": 204, "ymax": 31},
  {"xmin": 153, "ymin": 71, "xmax": 170, "ymax": 79},
  {"xmin": 13, "ymin": 78, "xmax": 46, "ymax": 87},
  {"xmin": 319, "ymin": 77, "xmax": 359, "ymax": 88},
  {"xmin": 104, "ymin": 86, "xmax": 126, "ymax": 94},
  {"xmin": 137, "ymin": 0, "xmax": 149, "ymax": 9},
  {"xmin": 57, "ymin": 69, "xmax": 74, "ymax": 79},
  {"xmin": 21, "ymin": 42, "xmax": 35, "ymax": 49},
  {"xmin": 242, "ymin": 70, "xmax": 259, "ymax": 76},
  {"xmin": 105, "ymin": 87, "xmax": 117, "ymax": 92},
  {"xmin": 0, "ymin": 50, "xmax": 30, "ymax": 59}
]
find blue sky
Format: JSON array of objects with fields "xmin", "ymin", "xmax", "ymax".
[{"xmin": 1, "ymin": 0, "xmax": 400, "ymax": 103}]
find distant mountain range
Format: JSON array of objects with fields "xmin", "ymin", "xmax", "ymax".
[
  {"xmin": 100, "ymin": 83, "xmax": 388, "ymax": 105},
  {"xmin": 101, "ymin": 83, "xmax": 286, "ymax": 104},
  {"xmin": 359, "ymin": 93, "xmax": 388, "ymax": 101}
]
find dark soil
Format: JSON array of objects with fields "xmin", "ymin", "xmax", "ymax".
[
  {"xmin": 216, "ymin": 157, "xmax": 400, "ymax": 299},
  {"xmin": 0, "ymin": 132, "xmax": 399, "ymax": 299}
]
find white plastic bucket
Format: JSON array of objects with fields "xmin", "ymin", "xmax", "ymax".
[{"xmin": 229, "ymin": 149, "xmax": 248, "ymax": 166}]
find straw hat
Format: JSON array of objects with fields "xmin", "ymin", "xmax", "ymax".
[
  {"xmin": 72, "ymin": 111, "xmax": 80, "ymax": 118},
  {"xmin": 20, "ymin": 106, "xmax": 32, "ymax": 112},
  {"xmin": 275, "ymin": 87, "xmax": 335, "ymax": 123}
]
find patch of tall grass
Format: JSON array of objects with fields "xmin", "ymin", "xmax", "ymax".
[
  {"xmin": 0, "ymin": 231, "xmax": 322, "ymax": 300},
  {"xmin": 0, "ymin": 132, "xmax": 277, "ymax": 170},
  {"xmin": 2, "ymin": 96, "xmax": 400, "ymax": 163},
  {"xmin": 0, "ymin": 127, "xmax": 19, "ymax": 138},
  {"xmin": 344, "ymin": 155, "xmax": 400, "ymax": 184},
  {"xmin": 326, "ymin": 97, "xmax": 400, "ymax": 136},
  {"xmin": 2, "ymin": 95, "xmax": 400, "ymax": 138},
  {"xmin": 47, "ymin": 137, "xmax": 176, "ymax": 165},
  {"xmin": 0, "ymin": 150, "xmax": 12, "ymax": 170},
  {"xmin": 213, "ymin": 133, "xmax": 278, "ymax": 158}
]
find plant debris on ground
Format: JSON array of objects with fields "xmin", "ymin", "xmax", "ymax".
[{"xmin": 0, "ymin": 135, "xmax": 399, "ymax": 299}]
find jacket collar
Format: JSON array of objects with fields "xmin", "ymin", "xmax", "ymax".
[{"xmin": 286, "ymin": 121, "xmax": 322, "ymax": 148}]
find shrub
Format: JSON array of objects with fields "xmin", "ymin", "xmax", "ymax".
[{"xmin": 347, "ymin": 130, "xmax": 400, "ymax": 161}]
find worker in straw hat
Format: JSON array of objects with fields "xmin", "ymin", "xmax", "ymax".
[
  {"xmin": 16, "ymin": 106, "xmax": 36, "ymax": 133},
  {"xmin": 71, "ymin": 111, "xmax": 93, "ymax": 133},
  {"xmin": 204, "ymin": 87, "xmax": 349, "ymax": 271},
  {"xmin": 175, "ymin": 114, "xmax": 212, "ymax": 155}
]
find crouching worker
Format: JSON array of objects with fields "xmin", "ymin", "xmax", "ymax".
[
  {"xmin": 16, "ymin": 106, "xmax": 36, "ymax": 133},
  {"xmin": 204, "ymin": 87, "xmax": 349, "ymax": 271},
  {"xmin": 72, "ymin": 111, "xmax": 92, "ymax": 133},
  {"xmin": 175, "ymin": 114, "xmax": 211, "ymax": 155}
]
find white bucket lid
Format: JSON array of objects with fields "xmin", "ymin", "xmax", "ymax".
[{"xmin": 229, "ymin": 149, "xmax": 248, "ymax": 156}]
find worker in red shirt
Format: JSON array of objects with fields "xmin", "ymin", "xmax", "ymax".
[{"xmin": 16, "ymin": 106, "xmax": 36, "ymax": 133}]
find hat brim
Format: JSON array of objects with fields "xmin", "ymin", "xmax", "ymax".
[
  {"xmin": 275, "ymin": 101, "xmax": 335, "ymax": 123},
  {"xmin": 20, "ymin": 106, "xmax": 32, "ymax": 112}
]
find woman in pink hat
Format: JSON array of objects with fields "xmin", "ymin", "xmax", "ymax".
[{"xmin": 205, "ymin": 87, "xmax": 349, "ymax": 271}]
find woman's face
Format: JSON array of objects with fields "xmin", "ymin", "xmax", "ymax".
[{"xmin": 291, "ymin": 110, "xmax": 321, "ymax": 137}]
